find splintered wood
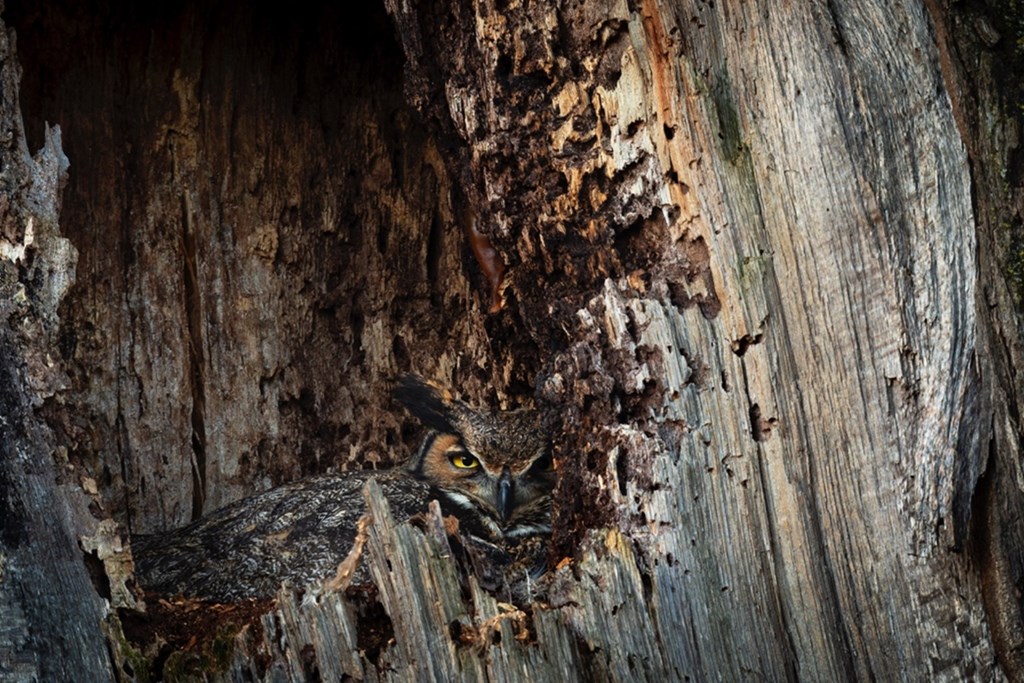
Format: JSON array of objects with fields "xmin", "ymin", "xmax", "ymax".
[
  {"xmin": 225, "ymin": 480, "xmax": 672, "ymax": 681},
  {"xmin": 322, "ymin": 513, "xmax": 374, "ymax": 594}
]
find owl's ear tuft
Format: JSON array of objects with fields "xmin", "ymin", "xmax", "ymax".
[{"xmin": 394, "ymin": 375, "xmax": 457, "ymax": 433}]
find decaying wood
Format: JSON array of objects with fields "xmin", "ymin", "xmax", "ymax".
[
  {"xmin": 923, "ymin": 4, "xmax": 1024, "ymax": 679},
  {"xmin": 9, "ymin": 1, "xmax": 500, "ymax": 535},
  {"xmin": 218, "ymin": 481, "xmax": 663, "ymax": 682},
  {"xmin": 2, "ymin": 0, "xmax": 1024, "ymax": 680},
  {"xmin": 378, "ymin": 0, "xmax": 998, "ymax": 678},
  {"xmin": 0, "ymin": 18, "xmax": 114, "ymax": 682}
]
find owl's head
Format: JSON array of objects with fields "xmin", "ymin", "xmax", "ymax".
[{"xmin": 395, "ymin": 375, "xmax": 554, "ymax": 542}]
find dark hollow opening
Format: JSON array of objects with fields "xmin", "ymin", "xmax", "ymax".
[{"xmin": 6, "ymin": 0, "xmax": 465, "ymax": 533}]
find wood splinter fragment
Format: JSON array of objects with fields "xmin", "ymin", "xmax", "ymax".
[
  {"xmin": 473, "ymin": 604, "xmax": 529, "ymax": 649},
  {"xmin": 462, "ymin": 207, "xmax": 507, "ymax": 313},
  {"xmin": 322, "ymin": 513, "xmax": 373, "ymax": 593}
]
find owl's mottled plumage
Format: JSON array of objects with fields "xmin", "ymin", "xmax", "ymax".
[{"xmin": 131, "ymin": 377, "xmax": 552, "ymax": 602}]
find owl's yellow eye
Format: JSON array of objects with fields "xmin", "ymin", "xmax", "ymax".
[{"xmin": 449, "ymin": 452, "xmax": 480, "ymax": 469}]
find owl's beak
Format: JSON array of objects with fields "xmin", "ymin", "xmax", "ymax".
[{"xmin": 496, "ymin": 469, "xmax": 514, "ymax": 521}]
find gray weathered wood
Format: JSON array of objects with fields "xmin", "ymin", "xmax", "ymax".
[
  {"xmin": 0, "ymin": 19, "xmax": 114, "ymax": 682},
  {"xmin": 379, "ymin": 0, "xmax": 998, "ymax": 678},
  {"xmin": 221, "ymin": 481, "xmax": 665, "ymax": 682}
]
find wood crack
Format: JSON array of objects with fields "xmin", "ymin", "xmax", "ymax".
[
  {"xmin": 180, "ymin": 190, "xmax": 207, "ymax": 520},
  {"xmin": 974, "ymin": 439, "xmax": 1024, "ymax": 680}
]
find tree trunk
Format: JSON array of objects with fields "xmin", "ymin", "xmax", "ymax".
[
  {"xmin": 2, "ymin": 0, "xmax": 1022, "ymax": 680},
  {"xmin": 0, "ymin": 17, "xmax": 114, "ymax": 680}
]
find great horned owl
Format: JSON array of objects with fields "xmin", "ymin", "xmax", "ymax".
[{"xmin": 130, "ymin": 376, "xmax": 553, "ymax": 602}]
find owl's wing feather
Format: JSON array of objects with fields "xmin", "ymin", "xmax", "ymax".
[{"xmin": 132, "ymin": 470, "xmax": 430, "ymax": 602}]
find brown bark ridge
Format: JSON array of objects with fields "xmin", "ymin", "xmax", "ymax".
[{"xmin": 2, "ymin": 0, "xmax": 1023, "ymax": 680}]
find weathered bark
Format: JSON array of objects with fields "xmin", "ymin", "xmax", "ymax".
[
  {"xmin": 0, "ymin": 17, "xmax": 113, "ymax": 681},
  {"xmin": 924, "ymin": 4, "xmax": 1024, "ymax": 678},
  {"xmin": 3, "ymin": 0, "xmax": 1024, "ymax": 680}
]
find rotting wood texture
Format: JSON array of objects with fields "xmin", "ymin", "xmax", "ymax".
[
  {"xmin": 381, "ymin": 0, "xmax": 997, "ymax": 677},
  {"xmin": 2, "ymin": 0, "xmax": 1023, "ymax": 680},
  {"xmin": 0, "ymin": 17, "xmax": 114, "ymax": 680},
  {"xmin": 9, "ymin": 1, "xmax": 512, "ymax": 537}
]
